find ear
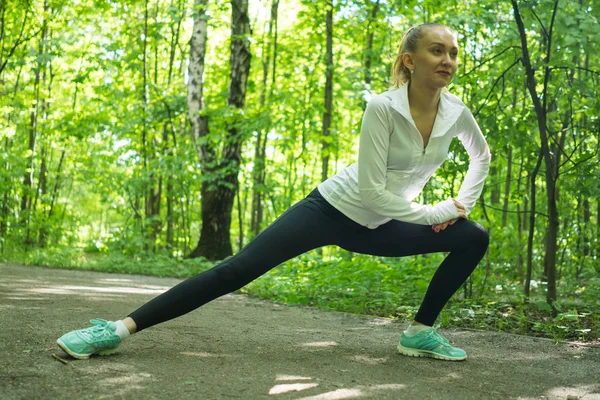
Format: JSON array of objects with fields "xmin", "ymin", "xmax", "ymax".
[{"xmin": 402, "ymin": 52, "xmax": 415, "ymax": 71}]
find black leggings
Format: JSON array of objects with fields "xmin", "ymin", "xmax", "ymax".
[{"xmin": 129, "ymin": 187, "xmax": 489, "ymax": 331}]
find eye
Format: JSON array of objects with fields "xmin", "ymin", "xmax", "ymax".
[
  {"xmin": 451, "ymin": 52, "xmax": 458, "ymax": 58},
  {"xmin": 432, "ymin": 48, "xmax": 442, "ymax": 54}
]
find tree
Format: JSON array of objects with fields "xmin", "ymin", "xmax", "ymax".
[
  {"xmin": 249, "ymin": 0, "xmax": 279, "ymax": 242},
  {"xmin": 320, "ymin": 0, "xmax": 333, "ymax": 183},
  {"xmin": 188, "ymin": 0, "xmax": 252, "ymax": 260}
]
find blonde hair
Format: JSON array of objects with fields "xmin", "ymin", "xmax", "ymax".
[{"xmin": 391, "ymin": 23, "xmax": 458, "ymax": 88}]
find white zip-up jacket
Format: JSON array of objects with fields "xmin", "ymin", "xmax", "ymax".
[{"xmin": 317, "ymin": 83, "xmax": 491, "ymax": 229}]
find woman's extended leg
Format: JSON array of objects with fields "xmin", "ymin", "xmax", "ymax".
[
  {"xmin": 56, "ymin": 188, "xmax": 365, "ymax": 358},
  {"xmin": 127, "ymin": 193, "xmax": 347, "ymax": 332}
]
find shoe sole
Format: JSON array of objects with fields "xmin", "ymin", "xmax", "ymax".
[
  {"xmin": 56, "ymin": 338, "xmax": 118, "ymax": 360},
  {"xmin": 397, "ymin": 344, "xmax": 467, "ymax": 361}
]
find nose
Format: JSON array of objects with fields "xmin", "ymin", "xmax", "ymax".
[
  {"xmin": 442, "ymin": 55, "xmax": 455, "ymax": 71},
  {"xmin": 441, "ymin": 53, "xmax": 451, "ymax": 65}
]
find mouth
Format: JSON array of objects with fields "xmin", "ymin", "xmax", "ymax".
[{"xmin": 437, "ymin": 71, "xmax": 450, "ymax": 77}]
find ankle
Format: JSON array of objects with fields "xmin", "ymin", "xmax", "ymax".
[
  {"xmin": 405, "ymin": 321, "xmax": 431, "ymax": 337},
  {"xmin": 122, "ymin": 317, "xmax": 137, "ymax": 334},
  {"xmin": 114, "ymin": 320, "xmax": 131, "ymax": 340}
]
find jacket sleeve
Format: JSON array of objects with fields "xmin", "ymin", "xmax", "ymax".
[
  {"xmin": 357, "ymin": 96, "xmax": 460, "ymax": 225},
  {"xmin": 454, "ymin": 108, "xmax": 492, "ymax": 217}
]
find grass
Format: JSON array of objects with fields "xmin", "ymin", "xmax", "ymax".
[{"xmin": 1, "ymin": 245, "xmax": 598, "ymax": 344}]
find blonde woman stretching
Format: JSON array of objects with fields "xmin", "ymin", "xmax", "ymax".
[{"xmin": 58, "ymin": 22, "xmax": 491, "ymax": 362}]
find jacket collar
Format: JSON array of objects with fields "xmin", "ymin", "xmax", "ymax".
[{"xmin": 386, "ymin": 83, "xmax": 465, "ymax": 138}]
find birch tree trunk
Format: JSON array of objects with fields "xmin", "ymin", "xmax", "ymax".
[
  {"xmin": 186, "ymin": 0, "xmax": 210, "ymax": 255},
  {"xmin": 189, "ymin": 0, "xmax": 252, "ymax": 261}
]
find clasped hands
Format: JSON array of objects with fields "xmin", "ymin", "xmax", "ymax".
[{"xmin": 432, "ymin": 199, "xmax": 466, "ymax": 233}]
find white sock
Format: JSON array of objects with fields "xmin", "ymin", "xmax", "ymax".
[
  {"xmin": 404, "ymin": 323, "xmax": 431, "ymax": 336},
  {"xmin": 114, "ymin": 320, "xmax": 131, "ymax": 340}
]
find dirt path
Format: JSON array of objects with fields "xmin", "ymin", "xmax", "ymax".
[{"xmin": 0, "ymin": 263, "xmax": 598, "ymax": 400}]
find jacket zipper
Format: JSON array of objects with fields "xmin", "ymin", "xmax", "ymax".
[{"xmin": 409, "ymin": 118, "xmax": 427, "ymax": 165}]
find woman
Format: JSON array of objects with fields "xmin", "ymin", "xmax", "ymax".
[{"xmin": 57, "ymin": 22, "xmax": 491, "ymax": 362}]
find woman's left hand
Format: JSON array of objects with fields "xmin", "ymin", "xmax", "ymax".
[{"xmin": 432, "ymin": 218, "xmax": 458, "ymax": 233}]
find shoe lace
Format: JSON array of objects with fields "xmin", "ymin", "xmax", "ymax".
[
  {"xmin": 426, "ymin": 324, "xmax": 451, "ymax": 347},
  {"xmin": 79, "ymin": 319, "xmax": 113, "ymax": 342}
]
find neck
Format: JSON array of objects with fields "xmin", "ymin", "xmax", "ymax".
[{"xmin": 407, "ymin": 81, "xmax": 442, "ymax": 114}]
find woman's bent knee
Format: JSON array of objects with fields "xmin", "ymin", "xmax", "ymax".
[
  {"xmin": 456, "ymin": 219, "xmax": 489, "ymax": 251},
  {"xmin": 467, "ymin": 220, "xmax": 490, "ymax": 251}
]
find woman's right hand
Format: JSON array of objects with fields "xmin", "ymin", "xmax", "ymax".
[
  {"xmin": 432, "ymin": 199, "xmax": 466, "ymax": 233},
  {"xmin": 452, "ymin": 199, "xmax": 467, "ymax": 219}
]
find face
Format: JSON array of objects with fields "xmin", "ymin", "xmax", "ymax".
[{"xmin": 403, "ymin": 26, "xmax": 459, "ymax": 88}]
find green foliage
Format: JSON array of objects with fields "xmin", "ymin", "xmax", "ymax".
[{"xmin": 0, "ymin": 0, "xmax": 599, "ymax": 343}]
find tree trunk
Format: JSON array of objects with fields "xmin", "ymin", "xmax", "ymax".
[
  {"xmin": 583, "ymin": 198, "xmax": 590, "ymax": 258},
  {"xmin": 320, "ymin": 1, "xmax": 333, "ymax": 183},
  {"xmin": 164, "ymin": 124, "xmax": 174, "ymax": 249},
  {"xmin": 36, "ymin": 32, "xmax": 56, "ymax": 247},
  {"xmin": 490, "ymin": 165, "xmax": 499, "ymax": 205},
  {"xmin": 148, "ymin": 2, "xmax": 163, "ymax": 252},
  {"xmin": 22, "ymin": 0, "xmax": 49, "ymax": 244},
  {"xmin": 502, "ymin": 145, "xmax": 512, "ymax": 227},
  {"xmin": 512, "ymin": 0, "xmax": 560, "ymax": 310},
  {"xmin": 0, "ymin": 65, "xmax": 23, "ymax": 238},
  {"xmin": 236, "ymin": 183, "xmax": 244, "ymax": 250},
  {"xmin": 39, "ymin": 149, "xmax": 65, "ymax": 247},
  {"xmin": 362, "ymin": 0, "xmax": 380, "ymax": 110},
  {"xmin": 189, "ymin": 0, "xmax": 252, "ymax": 261},
  {"xmin": 525, "ymin": 149, "xmax": 543, "ymax": 300},
  {"xmin": 186, "ymin": 0, "xmax": 210, "ymax": 257},
  {"xmin": 521, "ymin": 81, "xmax": 529, "ymax": 235},
  {"xmin": 516, "ymin": 146, "xmax": 524, "ymax": 283},
  {"xmin": 21, "ymin": 2, "xmax": 48, "ymax": 220},
  {"xmin": 139, "ymin": 0, "xmax": 150, "ymax": 247},
  {"xmin": 597, "ymin": 199, "xmax": 600, "ymax": 262},
  {"xmin": 523, "ymin": 170, "xmax": 529, "ymax": 233},
  {"xmin": 0, "ymin": 136, "xmax": 10, "ymax": 238},
  {"xmin": 250, "ymin": 0, "xmax": 279, "ymax": 239},
  {"xmin": 33, "ymin": 146, "xmax": 48, "ymax": 221},
  {"xmin": 163, "ymin": 0, "xmax": 185, "ymax": 250}
]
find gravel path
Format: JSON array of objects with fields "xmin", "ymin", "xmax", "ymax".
[{"xmin": 1, "ymin": 263, "xmax": 598, "ymax": 400}]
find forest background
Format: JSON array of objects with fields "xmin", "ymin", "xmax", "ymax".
[{"xmin": 0, "ymin": 0, "xmax": 598, "ymax": 342}]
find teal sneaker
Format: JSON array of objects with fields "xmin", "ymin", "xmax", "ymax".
[
  {"xmin": 57, "ymin": 319, "xmax": 121, "ymax": 360},
  {"xmin": 397, "ymin": 324, "xmax": 467, "ymax": 361}
]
